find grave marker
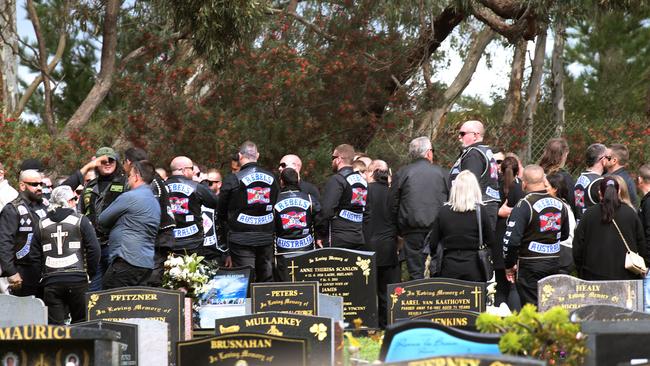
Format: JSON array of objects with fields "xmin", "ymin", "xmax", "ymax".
[
  {"xmin": 570, "ymin": 304, "xmax": 650, "ymax": 323},
  {"xmin": 0, "ymin": 294, "xmax": 47, "ymax": 326},
  {"xmin": 251, "ymin": 281, "xmax": 319, "ymax": 315},
  {"xmin": 406, "ymin": 309, "xmax": 481, "ymax": 331},
  {"xmin": 74, "ymin": 320, "xmax": 138, "ymax": 366},
  {"xmin": 197, "ymin": 266, "xmax": 252, "ymax": 328},
  {"xmin": 382, "ymin": 354, "xmax": 546, "ymax": 365}
]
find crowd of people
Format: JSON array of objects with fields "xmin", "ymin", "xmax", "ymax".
[{"xmin": 0, "ymin": 119, "xmax": 648, "ymax": 329}]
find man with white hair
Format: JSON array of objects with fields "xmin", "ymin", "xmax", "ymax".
[
  {"xmin": 219, "ymin": 141, "xmax": 280, "ymax": 282},
  {"xmin": 449, "ymin": 119, "xmax": 500, "ymax": 230},
  {"xmin": 278, "ymin": 154, "xmax": 320, "ymax": 200},
  {"xmin": 34, "ymin": 186, "xmax": 100, "ymax": 324},
  {"xmin": 389, "ymin": 137, "xmax": 448, "ymax": 280},
  {"xmin": 0, "ymin": 169, "xmax": 49, "ymax": 296}
]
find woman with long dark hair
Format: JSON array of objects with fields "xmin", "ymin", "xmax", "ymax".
[
  {"xmin": 547, "ymin": 173, "xmax": 577, "ymax": 274},
  {"xmin": 538, "ymin": 138, "xmax": 576, "ymax": 213},
  {"xmin": 573, "ymin": 177, "xmax": 647, "ymax": 280}
]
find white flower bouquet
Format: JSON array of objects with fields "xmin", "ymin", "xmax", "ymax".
[{"xmin": 162, "ymin": 253, "xmax": 210, "ymax": 298}]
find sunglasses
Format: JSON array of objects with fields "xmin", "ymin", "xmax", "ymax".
[
  {"xmin": 70, "ymin": 196, "xmax": 79, "ymax": 202},
  {"xmin": 101, "ymin": 158, "xmax": 116, "ymax": 165},
  {"xmin": 278, "ymin": 162, "xmax": 287, "ymax": 169},
  {"xmin": 331, "ymin": 155, "xmax": 339, "ymax": 160},
  {"xmin": 208, "ymin": 180, "xmax": 221, "ymax": 185},
  {"xmin": 24, "ymin": 181, "xmax": 43, "ymax": 187},
  {"xmin": 458, "ymin": 131, "xmax": 477, "ymax": 137},
  {"xmin": 496, "ymin": 160, "xmax": 503, "ymax": 164}
]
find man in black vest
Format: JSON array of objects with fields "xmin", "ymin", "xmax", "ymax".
[
  {"xmin": 316, "ymin": 144, "xmax": 369, "ymax": 249},
  {"xmin": 218, "ymin": 141, "xmax": 279, "ymax": 282},
  {"xmin": 574, "ymin": 143, "xmax": 607, "ymax": 221},
  {"xmin": 449, "ymin": 120, "xmax": 500, "ymax": 231},
  {"xmin": 504, "ymin": 165, "xmax": 570, "ymax": 306},
  {"xmin": 166, "ymin": 156, "xmax": 218, "ymax": 256},
  {"xmin": 0, "ymin": 169, "xmax": 48, "ymax": 296},
  {"xmin": 639, "ymin": 164, "xmax": 650, "ymax": 254},
  {"xmin": 35, "ymin": 186, "xmax": 100, "ymax": 324},
  {"xmin": 273, "ymin": 168, "xmax": 320, "ymax": 281}
]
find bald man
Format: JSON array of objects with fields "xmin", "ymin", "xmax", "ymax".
[
  {"xmin": 278, "ymin": 154, "xmax": 320, "ymax": 200},
  {"xmin": 503, "ymin": 165, "xmax": 569, "ymax": 306},
  {"xmin": 449, "ymin": 120, "xmax": 500, "ymax": 231},
  {"xmin": 166, "ymin": 156, "xmax": 218, "ymax": 255}
]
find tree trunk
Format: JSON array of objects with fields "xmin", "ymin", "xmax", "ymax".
[
  {"xmin": 417, "ymin": 26, "xmax": 496, "ymax": 139},
  {"xmin": 62, "ymin": 0, "xmax": 121, "ymax": 136},
  {"xmin": 26, "ymin": 0, "xmax": 56, "ymax": 135},
  {"xmin": 0, "ymin": 0, "xmax": 18, "ymax": 116},
  {"xmin": 551, "ymin": 18, "xmax": 566, "ymax": 136},
  {"xmin": 521, "ymin": 27, "xmax": 546, "ymax": 164},
  {"xmin": 501, "ymin": 38, "xmax": 526, "ymax": 133}
]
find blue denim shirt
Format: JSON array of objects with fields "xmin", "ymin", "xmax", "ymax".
[{"xmin": 98, "ymin": 184, "xmax": 160, "ymax": 268}]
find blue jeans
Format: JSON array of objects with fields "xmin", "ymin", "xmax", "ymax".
[{"xmin": 89, "ymin": 245, "xmax": 110, "ymax": 291}]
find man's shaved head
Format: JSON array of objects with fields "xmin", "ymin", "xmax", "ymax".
[
  {"xmin": 523, "ymin": 164, "xmax": 545, "ymax": 185},
  {"xmin": 279, "ymin": 154, "xmax": 302, "ymax": 172},
  {"xmin": 461, "ymin": 120, "xmax": 485, "ymax": 135},
  {"xmin": 368, "ymin": 159, "xmax": 388, "ymax": 172},
  {"xmin": 170, "ymin": 156, "xmax": 194, "ymax": 179}
]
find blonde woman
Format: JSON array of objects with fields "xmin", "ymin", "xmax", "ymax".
[
  {"xmin": 427, "ymin": 170, "xmax": 496, "ymax": 281},
  {"xmin": 611, "ymin": 175, "xmax": 634, "ymax": 209}
]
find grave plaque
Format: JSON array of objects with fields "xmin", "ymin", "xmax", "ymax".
[
  {"xmin": 383, "ymin": 354, "xmax": 546, "ymax": 365},
  {"xmin": 0, "ymin": 325, "xmax": 121, "ymax": 366},
  {"xmin": 379, "ymin": 321, "xmax": 501, "ymax": 363},
  {"xmin": 75, "ymin": 320, "xmax": 138, "ymax": 366},
  {"xmin": 0, "ymin": 294, "xmax": 47, "ymax": 326},
  {"xmin": 214, "ymin": 312, "xmax": 333, "ymax": 366},
  {"xmin": 252, "ymin": 282, "xmax": 319, "ymax": 315},
  {"xmin": 387, "ymin": 278, "xmax": 486, "ymax": 324},
  {"xmin": 86, "ymin": 286, "xmax": 184, "ymax": 365},
  {"xmin": 177, "ymin": 333, "xmax": 307, "ymax": 366},
  {"xmin": 570, "ymin": 304, "xmax": 650, "ymax": 323},
  {"xmin": 284, "ymin": 248, "xmax": 378, "ymax": 328},
  {"xmin": 581, "ymin": 320, "xmax": 650, "ymax": 366},
  {"xmin": 404, "ymin": 309, "xmax": 481, "ymax": 331},
  {"xmin": 198, "ymin": 266, "xmax": 252, "ymax": 328},
  {"xmin": 537, "ymin": 274, "xmax": 643, "ymax": 312}
]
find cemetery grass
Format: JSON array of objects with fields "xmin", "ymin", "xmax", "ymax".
[{"xmin": 343, "ymin": 333, "xmax": 382, "ymax": 365}]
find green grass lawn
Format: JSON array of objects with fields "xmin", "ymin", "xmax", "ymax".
[{"xmin": 343, "ymin": 333, "xmax": 383, "ymax": 365}]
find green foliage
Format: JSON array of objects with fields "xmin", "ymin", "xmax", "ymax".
[{"xmin": 476, "ymin": 305, "xmax": 587, "ymax": 365}]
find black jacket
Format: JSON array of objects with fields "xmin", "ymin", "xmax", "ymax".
[
  {"xmin": 33, "ymin": 208, "xmax": 100, "ymax": 285},
  {"xmin": 641, "ymin": 191, "xmax": 650, "ymax": 256},
  {"xmin": 428, "ymin": 204, "xmax": 496, "ymax": 253},
  {"xmin": 389, "ymin": 158, "xmax": 448, "ymax": 234},
  {"xmin": 80, "ymin": 172, "xmax": 128, "ymax": 244},
  {"xmin": 299, "ymin": 180, "xmax": 320, "ymax": 202},
  {"xmin": 573, "ymin": 204, "xmax": 647, "ymax": 280},
  {"xmin": 366, "ymin": 180, "xmax": 399, "ymax": 267},
  {"xmin": 612, "ymin": 167, "xmax": 639, "ymax": 207}
]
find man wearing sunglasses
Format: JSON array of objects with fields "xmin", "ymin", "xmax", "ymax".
[
  {"xmin": 278, "ymin": 154, "xmax": 320, "ymax": 201},
  {"xmin": 0, "ymin": 169, "xmax": 48, "ymax": 297},
  {"xmin": 449, "ymin": 120, "xmax": 501, "ymax": 231}
]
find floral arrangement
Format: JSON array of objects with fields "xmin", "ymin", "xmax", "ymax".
[{"xmin": 162, "ymin": 253, "xmax": 211, "ymax": 298}]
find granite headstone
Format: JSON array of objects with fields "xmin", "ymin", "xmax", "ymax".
[
  {"xmin": 284, "ymin": 248, "xmax": 378, "ymax": 328},
  {"xmin": 177, "ymin": 333, "xmax": 307, "ymax": 366},
  {"xmin": 537, "ymin": 274, "xmax": 643, "ymax": 312},
  {"xmin": 251, "ymin": 281, "xmax": 319, "ymax": 315},
  {"xmin": 74, "ymin": 320, "xmax": 138, "ymax": 366},
  {"xmin": 387, "ymin": 278, "xmax": 486, "ymax": 325},
  {"xmin": 318, "ymin": 294, "xmax": 344, "ymax": 322},
  {"xmin": 0, "ymin": 325, "xmax": 121, "ymax": 366},
  {"xmin": 122, "ymin": 319, "xmax": 168, "ymax": 366},
  {"xmin": 0, "ymin": 294, "xmax": 47, "ymax": 326},
  {"xmin": 570, "ymin": 304, "xmax": 650, "ymax": 323},
  {"xmin": 581, "ymin": 320, "xmax": 650, "ymax": 366},
  {"xmin": 379, "ymin": 321, "xmax": 501, "ymax": 363},
  {"xmin": 214, "ymin": 311, "xmax": 333, "ymax": 366}
]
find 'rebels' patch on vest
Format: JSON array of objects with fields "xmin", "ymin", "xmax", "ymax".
[
  {"xmin": 247, "ymin": 187, "xmax": 271, "ymax": 204},
  {"xmin": 281, "ymin": 212, "xmax": 307, "ymax": 229}
]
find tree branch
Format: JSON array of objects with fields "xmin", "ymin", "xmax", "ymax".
[
  {"xmin": 470, "ymin": 0, "xmax": 533, "ymax": 42},
  {"xmin": 266, "ymin": 7, "xmax": 337, "ymax": 42}
]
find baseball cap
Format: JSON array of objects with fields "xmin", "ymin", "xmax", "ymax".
[
  {"xmin": 95, "ymin": 147, "xmax": 119, "ymax": 160},
  {"xmin": 20, "ymin": 159, "xmax": 43, "ymax": 172}
]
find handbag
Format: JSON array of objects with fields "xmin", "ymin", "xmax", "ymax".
[
  {"xmin": 476, "ymin": 203, "xmax": 494, "ymax": 281},
  {"xmin": 613, "ymin": 219, "xmax": 647, "ymax": 276}
]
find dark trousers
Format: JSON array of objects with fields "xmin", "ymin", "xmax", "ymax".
[
  {"xmin": 13, "ymin": 263, "xmax": 41, "ymax": 298},
  {"xmin": 43, "ymin": 281, "xmax": 88, "ymax": 324},
  {"xmin": 440, "ymin": 249, "xmax": 484, "ymax": 282},
  {"xmin": 516, "ymin": 258, "xmax": 559, "ymax": 307},
  {"xmin": 484, "ymin": 201, "xmax": 499, "ymax": 233},
  {"xmin": 377, "ymin": 264, "xmax": 400, "ymax": 329},
  {"xmin": 89, "ymin": 245, "xmax": 110, "ymax": 291},
  {"xmin": 103, "ymin": 257, "xmax": 153, "ymax": 290},
  {"xmin": 273, "ymin": 255, "xmax": 289, "ymax": 282},
  {"xmin": 402, "ymin": 232, "xmax": 427, "ymax": 280},
  {"xmin": 230, "ymin": 243, "xmax": 273, "ymax": 282},
  {"xmin": 147, "ymin": 247, "xmax": 171, "ymax": 287}
]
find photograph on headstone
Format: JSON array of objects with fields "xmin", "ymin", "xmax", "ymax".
[
  {"xmin": 0, "ymin": 295, "xmax": 47, "ymax": 326},
  {"xmin": 214, "ymin": 311, "xmax": 334, "ymax": 366},
  {"xmin": 177, "ymin": 332, "xmax": 307, "ymax": 366},
  {"xmin": 382, "ymin": 354, "xmax": 546, "ymax": 366},
  {"xmin": 284, "ymin": 248, "xmax": 378, "ymax": 329},
  {"xmin": 537, "ymin": 274, "xmax": 643, "ymax": 312},
  {"xmin": 74, "ymin": 320, "xmax": 138, "ymax": 366},
  {"xmin": 0, "ymin": 325, "xmax": 121, "ymax": 366},
  {"xmin": 251, "ymin": 281, "xmax": 318, "ymax": 315},
  {"xmin": 387, "ymin": 278, "xmax": 486, "ymax": 325},
  {"xmin": 86, "ymin": 286, "xmax": 184, "ymax": 365},
  {"xmin": 379, "ymin": 321, "xmax": 500, "ymax": 363},
  {"xmin": 197, "ymin": 266, "xmax": 252, "ymax": 328}
]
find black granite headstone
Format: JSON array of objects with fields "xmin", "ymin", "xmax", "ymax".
[
  {"xmin": 379, "ymin": 321, "xmax": 501, "ymax": 363},
  {"xmin": 401, "ymin": 309, "xmax": 481, "ymax": 331},
  {"xmin": 74, "ymin": 320, "xmax": 138, "ymax": 366},
  {"xmin": 570, "ymin": 304, "xmax": 650, "ymax": 323},
  {"xmin": 537, "ymin": 274, "xmax": 643, "ymax": 312},
  {"xmin": 177, "ymin": 333, "xmax": 307, "ymax": 366},
  {"xmin": 0, "ymin": 325, "xmax": 120, "ymax": 366},
  {"xmin": 382, "ymin": 354, "xmax": 546, "ymax": 365},
  {"xmin": 214, "ymin": 311, "xmax": 333, "ymax": 366},
  {"xmin": 251, "ymin": 281, "xmax": 319, "ymax": 315},
  {"xmin": 581, "ymin": 320, "xmax": 650, "ymax": 366},
  {"xmin": 86, "ymin": 286, "xmax": 184, "ymax": 365},
  {"xmin": 284, "ymin": 248, "xmax": 378, "ymax": 329},
  {"xmin": 387, "ymin": 278, "xmax": 486, "ymax": 325}
]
